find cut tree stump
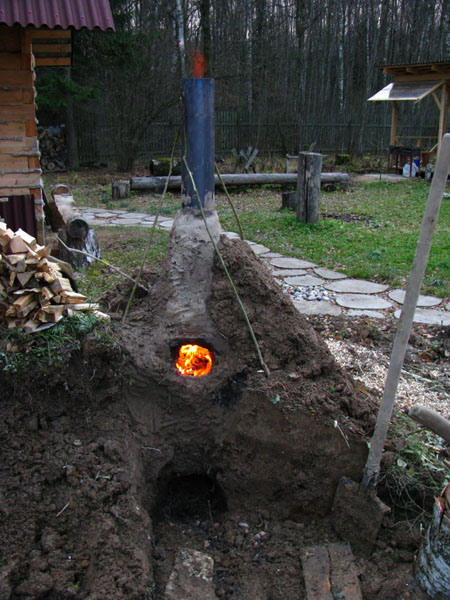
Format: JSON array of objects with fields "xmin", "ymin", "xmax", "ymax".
[
  {"xmin": 111, "ymin": 180, "xmax": 130, "ymax": 200},
  {"xmin": 301, "ymin": 542, "xmax": 362, "ymax": 600}
]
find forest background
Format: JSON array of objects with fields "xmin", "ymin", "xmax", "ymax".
[{"xmin": 35, "ymin": 0, "xmax": 450, "ymax": 170}]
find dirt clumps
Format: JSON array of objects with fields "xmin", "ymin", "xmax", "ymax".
[{"xmin": 0, "ymin": 230, "xmax": 433, "ymax": 599}]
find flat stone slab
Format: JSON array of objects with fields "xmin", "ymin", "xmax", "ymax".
[
  {"xmin": 271, "ymin": 269, "xmax": 307, "ymax": 277},
  {"xmin": 94, "ymin": 211, "xmax": 120, "ymax": 217},
  {"xmin": 86, "ymin": 219, "xmax": 116, "ymax": 226},
  {"xmin": 221, "ymin": 231, "xmax": 240, "ymax": 239},
  {"xmin": 325, "ymin": 279, "xmax": 389, "ymax": 294},
  {"xmin": 165, "ymin": 548, "xmax": 216, "ymax": 600},
  {"xmin": 116, "ymin": 212, "xmax": 147, "ymax": 218},
  {"xmin": 270, "ymin": 257, "xmax": 317, "ymax": 269},
  {"xmin": 388, "ymin": 289, "xmax": 442, "ymax": 307},
  {"xmin": 285, "ymin": 275, "xmax": 325, "ymax": 287},
  {"xmin": 394, "ymin": 308, "xmax": 450, "ymax": 326},
  {"xmin": 347, "ymin": 309, "xmax": 386, "ymax": 319},
  {"xmin": 336, "ymin": 294, "xmax": 392, "ymax": 310},
  {"xmin": 260, "ymin": 252, "xmax": 283, "ymax": 258},
  {"xmin": 114, "ymin": 217, "xmax": 144, "ymax": 224},
  {"xmin": 314, "ymin": 267, "xmax": 347, "ymax": 280},
  {"xmin": 247, "ymin": 242, "xmax": 272, "ymax": 255},
  {"xmin": 293, "ymin": 299, "xmax": 342, "ymax": 316},
  {"xmin": 158, "ymin": 220, "xmax": 174, "ymax": 229}
]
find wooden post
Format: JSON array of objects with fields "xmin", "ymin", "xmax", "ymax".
[{"xmin": 296, "ymin": 151, "xmax": 322, "ymax": 224}]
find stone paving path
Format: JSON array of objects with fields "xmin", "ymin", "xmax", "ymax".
[{"xmin": 79, "ymin": 207, "xmax": 450, "ymax": 326}]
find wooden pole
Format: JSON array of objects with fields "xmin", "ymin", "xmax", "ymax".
[
  {"xmin": 362, "ymin": 134, "xmax": 450, "ymax": 488},
  {"xmin": 437, "ymin": 84, "xmax": 447, "ymax": 156},
  {"xmin": 296, "ymin": 151, "xmax": 322, "ymax": 224}
]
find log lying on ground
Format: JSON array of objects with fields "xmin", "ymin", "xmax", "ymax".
[
  {"xmin": 130, "ymin": 172, "xmax": 350, "ymax": 191},
  {"xmin": 408, "ymin": 405, "xmax": 450, "ymax": 444},
  {"xmin": 0, "ymin": 224, "xmax": 107, "ymax": 333}
]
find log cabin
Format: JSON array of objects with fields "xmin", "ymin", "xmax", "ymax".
[{"xmin": 0, "ymin": 0, "xmax": 114, "ymax": 243}]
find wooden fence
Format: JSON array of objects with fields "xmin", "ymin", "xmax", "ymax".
[{"xmin": 76, "ymin": 116, "xmax": 438, "ymax": 166}]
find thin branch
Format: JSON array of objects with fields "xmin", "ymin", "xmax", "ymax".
[
  {"xmin": 56, "ymin": 236, "xmax": 150, "ymax": 293},
  {"xmin": 215, "ymin": 162, "xmax": 245, "ymax": 240}
]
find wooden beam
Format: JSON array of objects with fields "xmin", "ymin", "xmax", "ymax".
[
  {"xmin": 393, "ymin": 72, "xmax": 450, "ymax": 82},
  {"xmin": 0, "ymin": 70, "xmax": 33, "ymax": 87},
  {"xmin": 0, "ymin": 89, "xmax": 23, "ymax": 102},
  {"xmin": 0, "ymin": 171, "xmax": 41, "ymax": 187},
  {"xmin": 31, "ymin": 30, "xmax": 71, "ymax": 40},
  {"xmin": 0, "ymin": 121, "xmax": 26, "ymax": 134},
  {"xmin": 32, "ymin": 44, "xmax": 71, "ymax": 55},
  {"xmin": 0, "ymin": 155, "xmax": 29, "ymax": 170},
  {"xmin": 390, "ymin": 102, "xmax": 398, "ymax": 146},
  {"xmin": 0, "ymin": 55, "xmax": 22, "ymax": 70},
  {"xmin": 0, "ymin": 104, "xmax": 35, "ymax": 120},
  {"xmin": 437, "ymin": 84, "xmax": 449, "ymax": 155},
  {"xmin": 0, "ymin": 186, "xmax": 40, "ymax": 195},
  {"xmin": 0, "ymin": 26, "xmax": 21, "ymax": 52},
  {"xmin": 34, "ymin": 57, "xmax": 71, "ymax": 67}
]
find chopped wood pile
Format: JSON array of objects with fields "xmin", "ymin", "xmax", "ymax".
[
  {"xmin": 0, "ymin": 223, "xmax": 107, "ymax": 333},
  {"xmin": 38, "ymin": 126, "xmax": 67, "ymax": 172}
]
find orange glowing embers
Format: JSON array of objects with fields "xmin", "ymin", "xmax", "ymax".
[{"xmin": 176, "ymin": 344, "xmax": 213, "ymax": 377}]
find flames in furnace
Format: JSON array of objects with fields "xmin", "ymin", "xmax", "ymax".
[{"xmin": 176, "ymin": 344, "xmax": 213, "ymax": 377}]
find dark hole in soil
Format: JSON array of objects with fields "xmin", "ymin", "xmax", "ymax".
[{"xmin": 154, "ymin": 473, "xmax": 227, "ymax": 524}]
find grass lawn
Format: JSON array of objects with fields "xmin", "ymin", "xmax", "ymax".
[{"xmin": 43, "ymin": 172, "xmax": 450, "ymax": 299}]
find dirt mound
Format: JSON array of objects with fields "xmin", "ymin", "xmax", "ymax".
[{"xmin": 0, "ymin": 231, "xmax": 430, "ymax": 599}]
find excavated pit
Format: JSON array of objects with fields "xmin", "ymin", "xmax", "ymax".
[{"xmin": 4, "ymin": 210, "xmax": 419, "ymax": 599}]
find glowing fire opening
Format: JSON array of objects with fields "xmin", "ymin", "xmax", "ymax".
[{"xmin": 176, "ymin": 344, "xmax": 213, "ymax": 377}]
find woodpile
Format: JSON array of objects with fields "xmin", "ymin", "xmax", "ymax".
[
  {"xmin": 38, "ymin": 126, "xmax": 67, "ymax": 172},
  {"xmin": 0, "ymin": 223, "xmax": 107, "ymax": 332}
]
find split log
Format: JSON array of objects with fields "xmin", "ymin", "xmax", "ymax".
[
  {"xmin": 130, "ymin": 172, "xmax": 350, "ymax": 191},
  {"xmin": 0, "ymin": 226, "xmax": 105, "ymax": 332}
]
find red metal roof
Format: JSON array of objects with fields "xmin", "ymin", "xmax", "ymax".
[{"xmin": 0, "ymin": 0, "xmax": 115, "ymax": 31}]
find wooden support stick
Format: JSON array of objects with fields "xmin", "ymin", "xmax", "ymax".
[{"xmin": 362, "ymin": 133, "xmax": 450, "ymax": 488}]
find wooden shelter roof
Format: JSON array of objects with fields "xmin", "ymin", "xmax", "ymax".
[
  {"xmin": 378, "ymin": 60, "xmax": 450, "ymax": 81},
  {"xmin": 368, "ymin": 61, "xmax": 450, "ymax": 156}
]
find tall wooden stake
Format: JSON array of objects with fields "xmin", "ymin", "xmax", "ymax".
[
  {"xmin": 362, "ymin": 133, "xmax": 450, "ymax": 488},
  {"xmin": 296, "ymin": 151, "xmax": 322, "ymax": 224}
]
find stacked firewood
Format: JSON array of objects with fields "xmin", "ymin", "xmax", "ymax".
[
  {"xmin": 38, "ymin": 127, "xmax": 67, "ymax": 172},
  {"xmin": 0, "ymin": 224, "xmax": 107, "ymax": 332}
]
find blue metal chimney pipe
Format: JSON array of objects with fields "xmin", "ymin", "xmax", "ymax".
[{"xmin": 181, "ymin": 78, "xmax": 215, "ymax": 211}]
